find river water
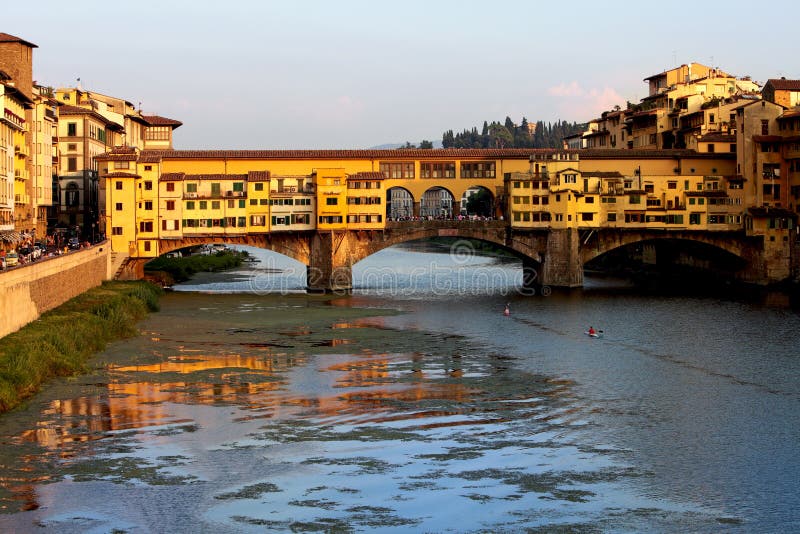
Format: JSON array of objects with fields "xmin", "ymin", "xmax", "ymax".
[{"xmin": 0, "ymin": 242, "xmax": 798, "ymax": 533}]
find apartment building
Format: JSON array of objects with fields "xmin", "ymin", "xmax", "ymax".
[
  {"xmin": 0, "ymin": 70, "xmax": 31, "ymax": 245},
  {"xmin": 571, "ymin": 63, "xmax": 760, "ymax": 153},
  {"xmin": 30, "ymin": 85, "xmax": 56, "ymax": 236},
  {"xmin": 53, "ymin": 87, "xmax": 181, "ymax": 239},
  {"xmin": 0, "ymin": 33, "xmax": 38, "ymax": 242}
]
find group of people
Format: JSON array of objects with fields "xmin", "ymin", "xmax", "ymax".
[{"xmin": 387, "ymin": 214, "xmax": 500, "ymax": 222}]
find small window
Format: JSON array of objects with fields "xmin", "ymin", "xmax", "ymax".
[{"xmin": 115, "ymin": 181, "xmax": 123, "ymax": 190}]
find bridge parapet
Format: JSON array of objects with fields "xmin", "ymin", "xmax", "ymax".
[{"xmin": 386, "ymin": 219, "xmax": 508, "ymax": 231}]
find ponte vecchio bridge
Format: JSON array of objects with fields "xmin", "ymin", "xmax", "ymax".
[{"xmin": 98, "ymin": 148, "xmax": 796, "ymax": 291}]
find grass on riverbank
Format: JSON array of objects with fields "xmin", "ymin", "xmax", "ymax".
[
  {"xmin": 0, "ymin": 281, "xmax": 162, "ymax": 414},
  {"xmin": 145, "ymin": 249, "xmax": 248, "ymax": 283}
]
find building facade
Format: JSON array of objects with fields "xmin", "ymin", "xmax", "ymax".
[{"xmin": 96, "ymin": 148, "xmax": 792, "ymax": 265}]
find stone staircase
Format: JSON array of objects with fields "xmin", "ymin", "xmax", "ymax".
[{"xmin": 109, "ymin": 252, "xmax": 129, "ymax": 280}]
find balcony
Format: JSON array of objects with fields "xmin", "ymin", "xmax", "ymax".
[{"xmin": 225, "ymin": 190, "xmax": 245, "ymax": 197}]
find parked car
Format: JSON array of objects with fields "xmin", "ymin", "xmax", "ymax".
[
  {"xmin": 0, "ymin": 256, "xmax": 6, "ymax": 270},
  {"xmin": 6, "ymin": 252, "xmax": 19, "ymax": 267},
  {"xmin": 68, "ymin": 237, "xmax": 81, "ymax": 250}
]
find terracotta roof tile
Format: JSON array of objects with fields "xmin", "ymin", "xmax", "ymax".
[
  {"xmin": 580, "ymin": 171, "xmax": 624, "ymax": 178},
  {"xmin": 140, "ymin": 148, "xmax": 571, "ymax": 160},
  {"xmin": 247, "ymin": 170, "xmax": 271, "ymax": 182},
  {"xmin": 104, "ymin": 154, "xmax": 138, "ymax": 161},
  {"xmin": 0, "ymin": 33, "xmax": 37, "ymax": 48},
  {"xmin": 698, "ymin": 133, "xmax": 735, "ymax": 143},
  {"xmin": 182, "ymin": 174, "xmax": 248, "ymax": 181},
  {"xmin": 348, "ymin": 172, "xmax": 385, "ymax": 180},
  {"xmin": 159, "ymin": 173, "xmax": 185, "ymax": 181},
  {"xmin": 59, "ymin": 104, "xmax": 118, "ymax": 127},
  {"xmin": 102, "ymin": 171, "xmax": 140, "ymax": 178},
  {"xmin": 139, "ymin": 153, "xmax": 162, "ymax": 163},
  {"xmin": 766, "ymin": 78, "xmax": 800, "ymax": 91},
  {"xmin": 143, "ymin": 115, "xmax": 183, "ymax": 128},
  {"xmin": 580, "ymin": 149, "xmax": 733, "ymax": 160}
]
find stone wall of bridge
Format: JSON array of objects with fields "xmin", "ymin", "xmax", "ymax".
[
  {"xmin": 580, "ymin": 229, "xmax": 784, "ymax": 284},
  {"xmin": 112, "ymin": 223, "xmax": 794, "ymax": 290}
]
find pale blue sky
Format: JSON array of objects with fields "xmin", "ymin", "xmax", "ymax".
[{"xmin": 5, "ymin": 0, "xmax": 797, "ymax": 149}]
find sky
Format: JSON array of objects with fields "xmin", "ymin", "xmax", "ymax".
[{"xmin": 4, "ymin": 0, "xmax": 798, "ymax": 149}]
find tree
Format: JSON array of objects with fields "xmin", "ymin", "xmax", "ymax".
[
  {"xmin": 465, "ymin": 188, "xmax": 493, "ymax": 217},
  {"xmin": 488, "ymin": 122, "xmax": 513, "ymax": 148},
  {"xmin": 419, "ymin": 140, "xmax": 433, "ymax": 149}
]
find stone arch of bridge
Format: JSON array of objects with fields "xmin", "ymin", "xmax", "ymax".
[
  {"xmin": 385, "ymin": 186, "xmax": 415, "ymax": 219},
  {"xmin": 459, "ymin": 185, "xmax": 495, "ymax": 217},
  {"xmin": 419, "ymin": 185, "xmax": 457, "ymax": 218},
  {"xmin": 157, "ymin": 234, "xmax": 314, "ymax": 266},
  {"xmin": 580, "ymin": 230, "xmax": 749, "ymax": 267},
  {"xmin": 340, "ymin": 223, "xmax": 544, "ymax": 283}
]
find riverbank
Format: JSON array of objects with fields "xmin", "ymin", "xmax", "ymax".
[
  {"xmin": 0, "ymin": 281, "xmax": 161, "ymax": 414},
  {"xmin": 144, "ymin": 248, "xmax": 250, "ymax": 286}
]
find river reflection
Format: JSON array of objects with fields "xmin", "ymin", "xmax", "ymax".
[{"xmin": 0, "ymin": 244, "xmax": 798, "ymax": 532}]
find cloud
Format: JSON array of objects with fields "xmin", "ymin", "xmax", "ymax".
[
  {"xmin": 547, "ymin": 81, "xmax": 585, "ymax": 98},
  {"xmin": 546, "ymin": 82, "xmax": 625, "ymax": 120}
]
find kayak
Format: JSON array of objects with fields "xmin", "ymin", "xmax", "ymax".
[{"xmin": 584, "ymin": 331, "xmax": 603, "ymax": 338}]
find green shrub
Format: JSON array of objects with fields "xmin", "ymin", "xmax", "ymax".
[{"xmin": 0, "ymin": 281, "xmax": 162, "ymax": 413}]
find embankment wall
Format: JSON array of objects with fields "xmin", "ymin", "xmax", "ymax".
[{"xmin": 0, "ymin": 245, "xmax": 110, "ymax": 338}]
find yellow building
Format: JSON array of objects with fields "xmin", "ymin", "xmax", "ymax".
[
  {"xmin": 315, "ymin": 168, "xmax": 347, "ymax": 231},
  {"xmin": 54, "ymin": 87, "xmax": 181, "ymax": 239},
  {"xmin": 268, "ymin": 173, "xmax": 314, "ymax": 232},
  {"xmin": 94, "ymin": 147, "xmax": 760, "ymax": 261},
  {"xmin": 1, "ymin": 72, "xmax": 31, "ymax": 243},
  {"xmin": 346, "ymin": 172, "xmax": 384, "ymax": 230},
  {"xmin": 245, "ymin": 171, "xmax": 270, "ymax": 233},
  {"xmin": 31, "ymin": 85, "xmax": 56, "ymax": 236}
]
